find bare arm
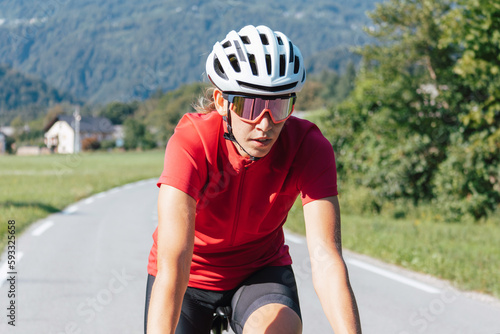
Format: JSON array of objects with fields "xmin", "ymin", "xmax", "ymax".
[
  {"xmin": 303, "ymin": 196, "xmax": 362, "ymax": 334},
  {"xmin": 147, "ymin": 184, "xmax": 196, "ymax": 334}
]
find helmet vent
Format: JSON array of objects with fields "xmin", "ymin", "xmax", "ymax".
[
  {"xmin": 289, "ymin": 42, "xmax": 294, "ymax": 62},
  {"xmin": 279, "ymin": 54, "xmax": 286, "ymax": 77},
  {"xmin": 248, "ymin": 54, "xmax": 258, "ymax": 75},
  {"xmin": 222, "ymin": 41, "xmax": 232, "ymax": 48},
  {"xmin": 265, "ymin": 54, "xmax": 272, "ymax": 75},
  {"xmin": 241, "ymin": 36, "xmax": 250, "ymax": 44},
  {"xmin": 294, "ymin": 56, "xmax": 300, "ymax": 74},
  {"xmin": 260, "ymin": 34, "xmax": 269, "ymax": 45},
  {"xmin": 229, "ymin": 54, "xmax": 241, "ymax": 73},
  {"xmin": 277, "ymin": 36, "xmax": 284, "ymax": 45},
  {"xmin": 214, "ymin": 57, "xmax": 228, "ymax": 80}
]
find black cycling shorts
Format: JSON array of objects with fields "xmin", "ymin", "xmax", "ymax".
[{"xmin": 144, "ymin": 265, "xmax": 301, "ymax": 334}]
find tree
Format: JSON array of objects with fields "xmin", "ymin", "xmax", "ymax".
[
  {"xmin": 43, "ymin": 104, "xmax": 65, "ymax": 127},
  {"xmin": 294, "ymin": 67, "xmax": 357, "ymax": 112},
  {"xmin": 433, "ymin": 0, "xmax": 500, "ymax": 220},
  {"xmin": 123, "ymin": 118, "xmax": 156, "ymax": 150},
  {"xmin": 10, "ymin": 115, "xmax": 25, "ymax": 137},
  {"xmin": 142, "ymin": 82, "xmax": 208, "ymax": 146},
  {"xmin": 329, "ymin": 0, "xmax": 457, "ymax": 207},
  {"xmin": 295, "ymin": 80, "xmax": 326, "ymax": 111},
  {"xmin": 323, "ymin": 0, "xmax": 500, "ymax": 221},
  {"xmin": 98, "ymin": 101, "xmax": 138, "ymax": 125}
]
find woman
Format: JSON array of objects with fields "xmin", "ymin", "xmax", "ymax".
[{"xmin": 145, "ymin": 25, "xmax": 361, "ymax": 334}]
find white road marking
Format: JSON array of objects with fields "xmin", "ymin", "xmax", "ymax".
[
  {"xmin": 346, "ymin": 258, "xmax": 441, "ymax": 294},
  {"xmin": 96, "ymin": 192, "xmax": 106, "ymax": 199},
  {"xmin": 1, "ymin": 179, "xmax": 158, "ymax": 288},
  {"xmin": 84, "ymin": 197, "xmax": 95, "ymax": 204},
  {"xmin": 109, "ymin": 188, "xmax": 120, "ymax": 195},
  {"xmin": 31, "ymin": 221, "xmax": 54, "ymax": 237},
  {"xmin": 62, "ymin": 205, "xmax": 78, "ymax": 215},
  {"xmin": 267, "ymin": 231, "xmax": 440, "ymax": 294},
  {"xmin": 0, "ymin": 252, "xmax": 24, "ymax": 288}
]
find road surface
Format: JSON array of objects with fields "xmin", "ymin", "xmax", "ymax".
[{"xmin": 1, "ymin": 179, "xmax": 499, "ymax": 333}]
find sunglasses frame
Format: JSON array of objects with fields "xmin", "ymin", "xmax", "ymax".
[{"xmin": 222, "ymin": 92, "xmax": 297, "ymax": 124}]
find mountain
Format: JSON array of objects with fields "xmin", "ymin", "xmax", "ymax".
[
  {"xmin": 0, "ymin": 0, "xmax": 378, "ymax": 104},
  {"xmin": 0, "ymin": 63, "xmax": 78, "ymax": 125}
]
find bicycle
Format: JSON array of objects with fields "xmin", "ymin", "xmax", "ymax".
[{"xmin": 211, "ymin": 306, "xmax": 231, "ymax": 334}]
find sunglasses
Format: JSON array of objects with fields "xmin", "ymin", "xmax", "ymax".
[{"xmin": 222, "ymin": 93, "xmax": 296, "ymax": 123}]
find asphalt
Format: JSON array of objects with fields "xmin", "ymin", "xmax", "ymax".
[{"xmin": 1, "ymin": 179, "xmax": 499, "ymax": 333}]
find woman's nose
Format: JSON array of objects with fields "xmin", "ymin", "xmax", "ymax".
[{"xmin": 255, "ymin": 110, "xmax": 274, "ymax": 131}]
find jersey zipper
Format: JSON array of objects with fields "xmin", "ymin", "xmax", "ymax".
[{"xmin": 229, "ymin": 166, "xmax": 247, "ymax": 246}]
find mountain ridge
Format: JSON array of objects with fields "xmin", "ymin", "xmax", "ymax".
[
  {"xmin": 0, "ymin": 63, "xmax": 79, "ymax": 125},
  {"xmin": 0, "ymin": 0, "xmax": 378, "ymax": 104}
]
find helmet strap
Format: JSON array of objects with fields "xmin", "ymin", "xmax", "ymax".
[{"xmin": 223, "ymin": 107, "xmax": 260, "ymax": 161}]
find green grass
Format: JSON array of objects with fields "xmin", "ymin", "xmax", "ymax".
[
  {"xmin": 0, "ymin": 150, "xmax": 164, "ymax": 250},
  {"xmin": 2, "ymin": 150, "xmax": 498, "ymax": 299},
  {"xmin": 285, "ymin": 198, "xmax": 500, "ymax": 299}
]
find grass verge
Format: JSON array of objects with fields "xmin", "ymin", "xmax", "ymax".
[
  {"xmin": 2, "ymin": 150, "xmax": 498, "ymax": 299},
  {"xmin": 0, "ymin": 150, "xmax": 164, "ymax": 251},
  {"xmin": 285, "ymin": 198, "xmax": 500, "ymax": 299}
]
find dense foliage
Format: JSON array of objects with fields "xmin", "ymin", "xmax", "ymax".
[
  {"xmin": 4, "ymin": 0, "xmax": 498, "ymax": 224},
  {"xmin": 318, "ymin": 0, "xmax": 500, "ymax": 222},
  {"xmin": 0, "ymin": 64, "xmax": 77, "ymax": 125},
  {"xmin": 434, "ymin": 0, "xmax": 500, "ymax": 221},
  {"xmin": 0, "ymin": 0, "xmax": 377, "ymax": 103},
  {"xmin": 295, "ymin": 62, "xmax": 357, "ymax": 111}
]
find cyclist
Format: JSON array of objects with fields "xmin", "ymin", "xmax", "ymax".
[{"xmin": 145, "ymin": 25, "xmax": 362, "ymax": 334}]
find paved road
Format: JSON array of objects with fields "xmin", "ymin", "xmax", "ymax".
[{"xmin": 1, "ymin": 179, "xmax": 499, "ymax": 333}]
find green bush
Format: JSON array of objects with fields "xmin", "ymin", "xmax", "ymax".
[
  {"xmin": 434, "ymin": 132, "xmax": 500, "ymax": 222},
  {"xmin": 313, "ymin": 0, "xmax": 500, "ymax": 222},
  {"xmin": 123, "ymin": 118, "xmax": 156, "ymax": 150}
]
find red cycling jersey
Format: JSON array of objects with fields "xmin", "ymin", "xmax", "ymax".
[{"xmin": 147, "ymin": 111, "xmax": 338, "ymax": 290}]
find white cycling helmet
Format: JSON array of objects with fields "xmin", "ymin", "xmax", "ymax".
[{"xmin": 206, "ymin": 25, "xmax": 306, "ymax": 96}]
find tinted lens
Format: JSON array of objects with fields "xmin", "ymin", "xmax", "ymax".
[
  {"xmin": 267, "ymin": 97, "xmax": 294, "ymax": 121},
  {"xmin": 230, "ymin": 96, "xmax": 246, "ymax": 116},
  {"xmin": 228, "ymin": 95, "xmax": 295, "ymax": 122},
  {"xmin": 234, "ymin": 97, "xmax": 258, "ymax": 120}
]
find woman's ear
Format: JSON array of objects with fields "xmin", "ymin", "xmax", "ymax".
[{"xmin": 213, "ymin": 89, "xmax": 227, "ymax": 116}]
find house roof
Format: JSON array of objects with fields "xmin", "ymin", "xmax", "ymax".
[{"xmin": 45, "ymin": 115, "xmax": 114, "ymax": 133}]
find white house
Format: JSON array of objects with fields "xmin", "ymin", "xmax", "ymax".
[{"xmin": 44, "ymin": 114, "xmax": 114, "ymax": 154}]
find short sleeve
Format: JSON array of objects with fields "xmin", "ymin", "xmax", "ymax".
[
  {"xmin": 297, "ymin": 128, "xmax": 338, "ymax": 205},
  {"xmin": 157, "ymin": 115, "xmax": 207, "ymax": 200}
]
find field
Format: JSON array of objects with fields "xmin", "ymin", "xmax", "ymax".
[
  {"xmin": 1, "ymin": 151, "xmax": 499, "ymax": 299},
  {"xmin": 0, "ymin": 151, "xmax": 164, "ymax": 250},
  {"xmin": 286, "ymin": 198, "xmax": 500, "ymax": 299}
]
